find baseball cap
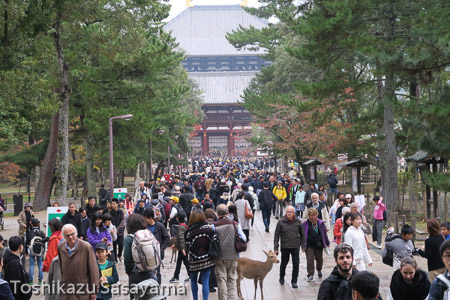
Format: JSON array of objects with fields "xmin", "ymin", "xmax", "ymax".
[{"xmin": 95, "ymin": 243, "xmax": 108, "ymax": 251}]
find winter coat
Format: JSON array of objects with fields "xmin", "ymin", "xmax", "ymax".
[
  {"xmin": 274, "ymin": 216, "xmax": 306, "ymax": 251},
  {"xmin": 318, "ymin": 267, "xmax": 378, "ymax": 300},
  {"xmin": 87, "ymin": 225, "xmax": 112, "ymax": 249},
  {"xmin": 344, "ymin": 226, "xmax": 372, "ymax": 265},
  {"xmin": 81, "ymin": 216, "xmax": 91, "ymax": 239},
  {"xmin": 109, "ymin": 208, "xmax": 125, "ymax": 236},
  {"xmin": 334, "ymin": 219, "xmax": 344, "ymax": 245},
  {"xmin": 96, "ymin": 260, "xmax": 119, "ymax": 300},
  {"xmin": 85, "ymin": 204, "xmax": 99, "ymax": 221},
  {"xmin": 43, "ymin": 230, "xmax": 62, "ymax": 272},
  {"xmin": 428, "ymin": 271, "xmax": 450, "ymax": 300},
  {"xmin": 389, "ymin": 268, "xmax": 430, "ymax": 300},
  {"xmin": 383, "ymin": 233, "xmax": 415, "ymax": 261},
  {"xmin": 235, "ymin": 198, "xmax": 251, "ymax": 230},
  {"xmin": 3, "ymin": 250, "xmax": 32, "ymax": 300},
  {"xmin": 45, "ymin": 256, "xmax": 61, "ymax": 300},
  {"xmin": 258, "ymin": 189, "xmax": 277, "ymax": 210},
  {"xmin": 0, "ymin": 278, "xmax": 14, "ymax": 300},
  {"xmin": 185, "ymin": 222, "xmax": 219, "ymax": 272},
  {"xmin": 273, "ymin": 186, "xmax": 287, "ymax": 201},
  {"xmin": 17, "ymin": 210, "xmax": 34, "ymax": 237},
  {"xmin": 57, "ymin": 239, "xmax": 100, "ymax": 300},
  {"xmin": 418, "ymin": 234, "xmax": 446, "ymax": 271},
  {"xmin": 61, "ymin": 211, "xmax": 85, "ymax": 239},
  {"xmin": 305, "ymin": 201, "xmax": 331, "ymax": 231},
  {"xmin": 303, "ymin": 219, "xmax": 330, "ymax": 249},
  {"xmin": 175, "ymin": 223, "xmax": 188, "ymax": 251}
]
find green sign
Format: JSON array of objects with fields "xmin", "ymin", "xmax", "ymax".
[
  {"xmin": 46, "ymin": 207, "xmax": 68, "ymax": 237},
  {"xmin": 114, "ymin": 188, "xmax": 128, "ymax": 200}
]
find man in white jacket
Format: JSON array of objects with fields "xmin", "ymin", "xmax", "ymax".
[{"xmin": 344, "ymin": 212, "xmax": 372, "ymax": 271}]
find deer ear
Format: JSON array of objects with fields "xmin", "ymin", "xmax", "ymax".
[{"xmin": 262, "ymin": 250, "xmax": 268, "ymax": 256}]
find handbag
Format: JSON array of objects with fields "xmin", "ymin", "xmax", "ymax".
[
  {"xmin": 244, "ymin": 200, "xmax": 253, "ymax": 219},
  {"xmin": 233, "ymin": 223, "xmax": 247, "ymax": 253},
  {"xmin": 208, "ymin": 234, "xmax": 221, "ymax": 259}
]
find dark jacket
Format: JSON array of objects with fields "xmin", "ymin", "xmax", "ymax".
[
  {"xmin": 81, "ymin": 217, "xmax": 91, "ymax": 240},
  {"xmin": 418, "ymin": 234, "xmax": 446, "ymax": 271},
  {"xmin": 318, "ymin": 267, "xmax": 359, "ymax": 300},
  {"xmin": 302, "ymin": 219, "xmax": 330, "ymax": 249},
  {"xmin": 185, "ymin": 222, "xmax": 219, "ymax": 272},
  {"xmin": 3, "ymin": 250, "xmax": 32, "ymax": 300},
  {"xmin": 96, "ymin": 260, "xmax": 119, "ymax": 300},
  {"xmin": 147, "ymin": 222, "xmax": 170, "ymax": 259},
  {"xmin": 0, "ymin": 279, "xmax": 14, "ymax": 300},
  {"xmin": 389, "ymin": 268, "xmax": 430, "ymax": 300},
  {"xmin": 179, "ymin": 192, "xmax": 194, "ymax": 214},
  {"xmin": 429, "ymin": 271, "xmax": 450, "ymax": 300},
  {"xmin": 274, "ymin": 216, "xmax": 306, "ymax": 251},
  {"xmin": 61, "ymin": 211, "xmax": 84, "ymax": 238},
  {"xmin": 85, "ymin": 204, "xmax": 99, "ymax": 221},
  {"xmin": 109, "ymin": 208, "xmax": 125, "ymax": 236},
  {"xmin": 258, "ymin": 189, "xmax": 277, "ymax": 210}
]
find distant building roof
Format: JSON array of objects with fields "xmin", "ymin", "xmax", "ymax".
[
  {"xmin": 190, "ymin": 71, "xmax": 255, "ymax": 104},
  {"xmin": 165, "ymin": 5, "xmax": 268, "ymax": 56}
]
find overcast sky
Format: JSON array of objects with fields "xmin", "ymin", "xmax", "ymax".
[{"xmin": 166, "ymin": 0, "xmax": 261, "ymax": 21}]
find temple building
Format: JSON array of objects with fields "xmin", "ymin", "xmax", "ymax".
[{"xmin": 165, "ymin": 5, "xmax": 269, "ymax": 156}]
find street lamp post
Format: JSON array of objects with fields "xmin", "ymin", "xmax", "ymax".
[{"xmin": 109, "ymin": 114, "xmax": 133, "ymax": 199}]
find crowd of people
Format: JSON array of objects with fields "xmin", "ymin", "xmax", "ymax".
[{"xmin": 0, "ymin": 157, "xmax": 448, "ymax": 300}]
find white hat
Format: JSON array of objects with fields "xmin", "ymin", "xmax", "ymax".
[{"xmin": 345, "ymin": 194, "xmax": 352, "ymax": 199}]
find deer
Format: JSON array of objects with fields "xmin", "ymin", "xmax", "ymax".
[
  {"xmin": 236, "ymin": 250, "xmax": 279, "ymax": 300},
  {"xmin": 167, "ymin": 237, "xmax": 177, "ymax": 263}
]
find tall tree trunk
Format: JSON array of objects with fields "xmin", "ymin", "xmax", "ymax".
[
  {"xmin": 86, "ymin": 131, "xmax": 96, "ymax": 197},
  {"xmin": 376, "ymin": 75, "xmax": 386, "ymax": 199},
  {"xmin": 34, "ymin": 114, "xmax": 59, "ymax": 210},
  {"xmin": 52, "ymin": 3, "xmax": 71, "ymax": 206},
  {"xmin": 383, "ymin": 72, "xmax": 399, "ymax": 212}
]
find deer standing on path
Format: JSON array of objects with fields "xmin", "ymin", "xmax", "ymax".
[{"xmin": 236, "ymin": 250, "xmax": 279, "ymax": 300}]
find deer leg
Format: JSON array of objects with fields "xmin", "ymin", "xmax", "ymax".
[
  {"xmin": 237, "ymin": 274, "xmax": 242, "ymax": 300},
  {"xmin": 260, "ymin": 279, "xmax": 264, "ymax": 300},
  {"xmin": 254, "ymin": 278, "xmax": 258, "ymax": 300}
]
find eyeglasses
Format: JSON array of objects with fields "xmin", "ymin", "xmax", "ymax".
[{"xmin": 286, "ymin": 211, "xmax": 295, "ymax": 214}]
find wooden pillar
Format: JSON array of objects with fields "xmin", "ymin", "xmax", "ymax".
[
  {"xmin": 228, "ymin": 130, "xmax": 235, "ymax": 157},
  {"xmin": 202, "ymin": 129, "xmax": 208, "ymax": 156},
  {"xmin": 433, "ymin": 161, "xmax": 438, "ymax": 218},
  {"xmin": 357, "ymin": 166, "xmax": 362, "ymax": 194}
]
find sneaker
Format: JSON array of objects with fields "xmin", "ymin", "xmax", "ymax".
[
  {"xmin": 307, "ymin": 276, "xmax": 313, "ymax": 282},
  {"xmin": 169, "ymin": 278, "xmax": 179, "ymax": 283},
  {"xmin": 28, "ymin": 282, "xmax": 33, "ymax": 285},
  {"xmin": 209, "ymin": 288, "xmax": 216, "ymax": 293},
  {"xmin": 292, "ymin": 282, "xmax": 298, "ymax": 288},
  {"xmin": 377, "ymin": 244, "xmax": 382, "ymax": 249},
  {"xmin": 118, "ymin": 257, "xmax": 122, "ymax": 263},
  {"xmin": 184, "ymin": 277, "xmax": 190, "ymax": 282},
  {"xmin": 265, "ymin": 227, "xmax": 269, "ymax": 232},
  {"xmin": 318, "ymin": 271, "xmax": 322, "ymax": 279},
  {"xmin": 38, "ymin": 281, "xmax": 43, "ymax": 285},
  {"xmin": 279, "ymin": 278, "xmax": 285, "ymax": 285}
]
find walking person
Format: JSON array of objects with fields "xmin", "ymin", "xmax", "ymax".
[
  {"xmin": 57, "ymin": 224, "xmax": 100, "ymax": 300},
  {"xmin": 258, "ymin": 182, "xmax": 277, "ymax": 232},
  {"xmin": 303, "ymin": 207, "xmax": 330, "ymax": 282},
  {"xmin": 43, "ymin": 219, "xmax": 63, "ymax": 274},
  {"xmin": 294, "ymin": 185, "xmax": 306, "ymax": 218},
  {"xmin": 61, "ymin": 202, "xmax": 85, "ymax": 239},
  {"xmin": 3, "ymin": 236, "xmax": 32, "ymax": 300},
  {"xmin": 304, "ymin": 192, "xmax": 330, "ymax": 231},
  {"xmin": 334, "ymin": 207, "xmax": 351, "ymax": 245},
  {"xmin": 213, "ymin": 204, "xmax": 246, "ymax": 300},
  {"xmin": 273, "ymin": 181, "xmax": 287, "ymax": 219},
  {"xmin": 109, "ymin": 199, "xmax": 125, "ymax": 263},
  {"xmin": 344, "ymin": 213, "xmax": 373, "ymax": 271},
  {"xmin": 418, "ymin": 218, "xmax": 446, "ymax": 282},
  {"xmin": 27, "ymin": 218, "xmax": 46, "ymax": 284},
  {"xmin": 235, "ymin": 191, "xmax": 251, "ymax": 242},
  {"xmin": 185, "ymin": 209, "xmax": 219, "ymax": 300},
  {"xmin": 87, "ymin": 212, "xmax": 112, "ymax": 250},
  {"xmin": 274, "ymin": 206, "xmax": 305, "ymax": 288},
  {"xmin": 383, "ymin": 224, "xmax": 415, "ymax": 270},
  {"xmin": 169, "ymin": 212, "xmax": 190, "ymax": 283},
  {"xmin": 95, "ymin": 243, "xmax": 119, "ymax": 300},
  {"xmin": 372, "ymin": 196, "xmax": 386, "ymax": 249}
]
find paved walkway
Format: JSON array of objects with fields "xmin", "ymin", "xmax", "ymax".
[{"xmin": 1, "ymin": 210, "xmax": 428, "ymax": 299}]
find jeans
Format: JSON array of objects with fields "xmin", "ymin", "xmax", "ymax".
[
  {"xmin": 190, "ymin": 268, "xmax": 211, "ymax": 300},
  {"xmin": 262, "ymin": 209, "xmax": 272, "ymax": 229},
  {"xmin": 372, "ymin": 219, "xmax": 384, "ymax": 245},
  {"xmin": 29, "ymin": 255, "xmax": 43, "ymax": 282},
  {"xmin": 113, "ymin": 234, "xmax": 124, "ymax": 261},
  {"xmin": 280, "ymin": 248, "xmax": 300, "ymax": 283},
  {"xmin": 173, "ymin": 250, "xmax": 189, "ymax": 279}
]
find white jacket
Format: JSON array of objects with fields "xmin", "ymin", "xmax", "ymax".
[{"xmin": 344, "ymin": 226, "xmax": 372, "ymax": 265}]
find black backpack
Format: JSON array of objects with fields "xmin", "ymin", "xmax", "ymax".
[
  {"xmin": 382, "ymin": 234, "xmax": 402, "ymax": 266},
  {"xmin": 29, "ymin": 229, "xmax": 45, "ymax": 257}
]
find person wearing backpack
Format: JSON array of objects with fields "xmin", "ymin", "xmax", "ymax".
[
  {"xmin": 124, "ymin": 214, "xmax": 159, "ymax": 300},
  {"xmin": 168, "ymin": 196, "xmax": 181, "ymax": 228},
  {"xmin": 382, "ymin": 224, "xmax": 416, "ymax": 270},
  {"xmin": 142, "ymin": 208, "xmax": 169, "ymax": 284},
  {"xmin": 28, "ymin": 218, "xmax": 47, "ymax": 284},
  {"xmin": 194, "ymin": 177, "xmax": 206, "ymax": 201},
  {"xmin": 149, "ymin": 199, "xmax": 165, "ymax": 224},
  {"xmin": 3, "ymin": 236, "xmax": 32, "ymax": 300},
  {"xmin": 428, "ymin": 239, "xmax": 450, "ymax": 300}
]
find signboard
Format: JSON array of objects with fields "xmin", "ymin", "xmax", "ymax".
[
  {"xmin": 113, "ymin": 188, "xmax": 127, "ymax": 200},
  {"xmin": 352, "ymin": 168, "xmax": 358, "ymax": 193},
  {"xmin": 46, "ymin": 207, "xmax": 68, "ymax": 237}
]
